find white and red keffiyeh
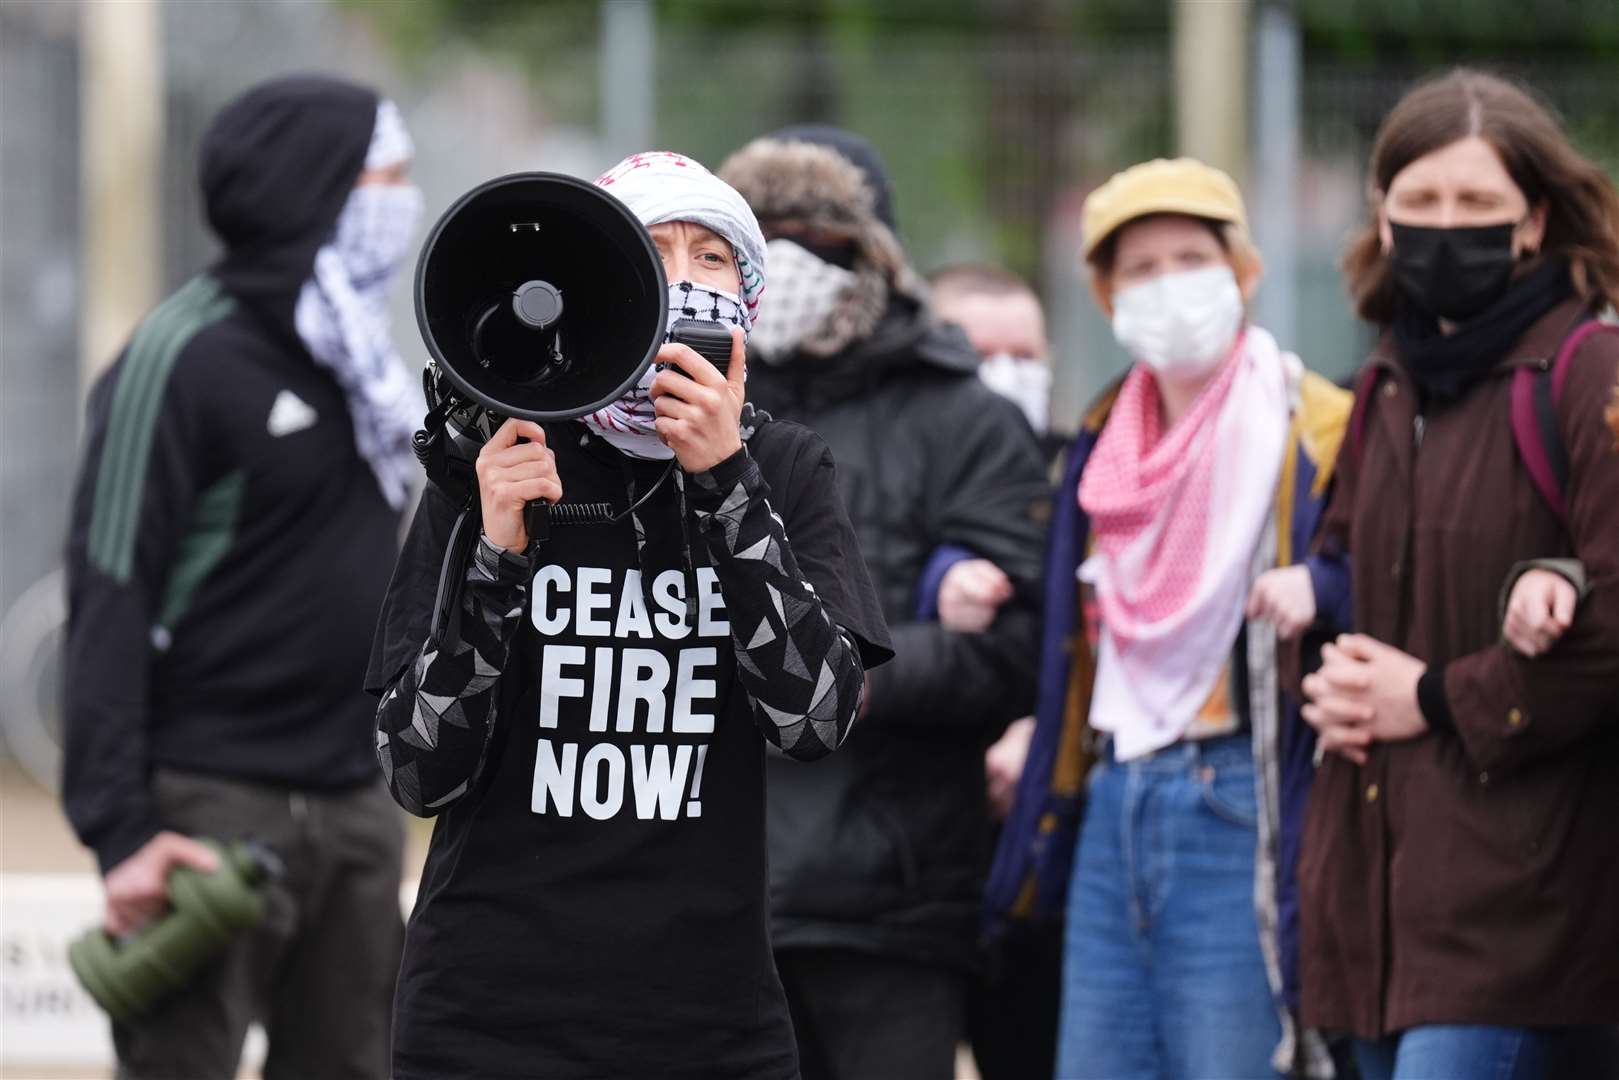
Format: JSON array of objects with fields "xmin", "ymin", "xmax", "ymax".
[
  {"xmin": 582, "ymin": 281, "xmax": 747, "ymax": 461},
  {"xmin": 593, "ymin": 151, "xmax": 766, "ymax": 328},
  {"xmin": 582, "ymin": 151, "xmax": 767, "ymax": 459},
  {"xmin": 1078, "ymin": 326, "xmax": 1293, "ymax": 760}
]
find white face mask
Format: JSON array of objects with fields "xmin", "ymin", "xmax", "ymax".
[
  {"xmin": 1110, "ymin": 265, "xmax": 1244, "ymax": 379},
  {"xmin": 979, "ymin": 353, "xmax": 1052, "ymax": 434}
]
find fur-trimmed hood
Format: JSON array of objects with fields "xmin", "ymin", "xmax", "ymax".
[{"xmin": 719, "ymin": 132, "xmax": 926, "ymax": 358}]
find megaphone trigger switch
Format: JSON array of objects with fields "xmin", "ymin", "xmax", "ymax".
[{"xmin": 513, "ymin": 280, "xmax": 564, "ymax": 330}]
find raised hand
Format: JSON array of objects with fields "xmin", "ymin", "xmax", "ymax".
[
  {"xmin": 650, "ymin": 326, "xmax": 747, "ymax": 474},
  {"xmin": 476, "ymin": 418, "xmax": 563, "ymax": 552}
]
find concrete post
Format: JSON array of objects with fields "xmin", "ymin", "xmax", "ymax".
[
  {"xmin": 1172, "ymin": 0, "xmax": 1251, "ymax": 184},
  {"xmin": 79, "ymin": 0, "xmax": 164, "ymax": 393}
]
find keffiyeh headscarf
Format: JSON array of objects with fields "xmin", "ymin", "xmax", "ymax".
[
  {"xmin": 294, "ymin": 99, "xmax": 424, "ymax": 508},
  {"xmin": 582, "ymin": 151, "xmax": 768, "ymax": 459}
]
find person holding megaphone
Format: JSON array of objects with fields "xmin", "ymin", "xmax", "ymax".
[{"xmin": 367, "ymin": 151, "xmax": 891, "ymax": 1079}]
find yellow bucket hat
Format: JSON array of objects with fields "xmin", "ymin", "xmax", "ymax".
[{"xmin": 1081, "ymin": 157, "xmax": 1248, "ymax": 261}]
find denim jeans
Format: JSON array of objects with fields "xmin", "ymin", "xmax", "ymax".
[
  {"xmin": 1056, "ymin": 734, "xmax": 1281, "ymax": 1080},
  {"xmin": 1355, "ymin": 1024, "xmax": 1619, "ymax": 1080}
]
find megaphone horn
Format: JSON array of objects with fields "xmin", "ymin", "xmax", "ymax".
[{"xmin": 414, "ymin": 172, "xmax": 669, "ymax": 425}]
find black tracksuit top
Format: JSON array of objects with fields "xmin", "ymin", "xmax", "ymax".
[{"xmin": 61, "ymin": 76, "xmax": 400, "ymax": 873}]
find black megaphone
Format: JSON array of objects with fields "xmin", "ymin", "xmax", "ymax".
[
  {"xmin": 414, "ymin": 171, "xmax": 669, "ymax": 434},
  {"xmin": 411, "ymin": 173, "xmax": 671, "ymax": 547}
]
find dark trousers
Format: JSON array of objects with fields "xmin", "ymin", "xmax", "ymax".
[
  {"xmin": 776, "ymin": 947, "xmax": 967, "ymax": 1080},
  {"xmin": 967, "ymin": 920, "xmax": 1063, "ymax": 1080},
  {"xmin": 113, "ymin": 768, "xmax": 405, "ymax": 1080}
]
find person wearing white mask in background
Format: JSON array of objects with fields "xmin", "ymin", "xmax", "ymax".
[
  {"xmin": 925, "ymin": 263, "xmax": 1059, "ymax": 815},
  {"xmin": 930, "ymin": 263, "xmax": 1057, "ymax": 442},
  {"xmin": 981, "ymin": 159, "xmax": 1357, "ymax": 1080},
  {"xmin": 62, "ymin": 76, "xmax": 419, "ymax": 1078},
  {"xmin": 916, "ymin": 262, "xmax": 1064, "ymax": 1080}
]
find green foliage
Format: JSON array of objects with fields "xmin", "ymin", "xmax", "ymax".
[
  {"xmin": 345, "ymin": 0, "xmax": 1619, "ymax": 67},
  {"xmin": 340, "ymin": 0, "xmax": 1616, "ymax": 281},
  {"xmin": 1298, "ymin": 0, "xmax": 1619, "ymax": 58},
  {"xmin": 337, "ymin": 0, "xmax": 597, "ymax": 63}
]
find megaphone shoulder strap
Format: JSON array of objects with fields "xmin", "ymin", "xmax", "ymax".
[{"xmin": 429, "ymin": 498, "xmax": 481, "ymax": 647}]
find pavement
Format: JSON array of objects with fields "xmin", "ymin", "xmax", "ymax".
[{"xmin": 0, "ymin": 762, "xmax": 981, "ymax": 1079}]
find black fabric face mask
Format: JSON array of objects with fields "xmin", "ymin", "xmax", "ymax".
[
  {"xmin": 1391, "ymin": 256, "xmax": 1573, "ymax": 403},
  {"xmin": 1389, "ymin": 221, "xmax": 1520, "ymax": 322}
]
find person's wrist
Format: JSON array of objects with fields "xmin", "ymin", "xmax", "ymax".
[
  {"xmin": 688, "ymin": 436, "xmax": 743, "ymax": 476},
  {"xmin": 1415, "ymin": 662, "xmax": 1453, "ymax": 734},
  {"xmin": 476, "ymin": 530, "xmax": 537, "ymax": 577},
  {"xmin": 95, "ymin": 818, "xmax": 165, "ymax": 878},
  {"xmin": 480, "ymin": 528, "xmax": 518, "ymax": 554},
  {"xmin": 687, "ymin": 444, "xmax": 753, "ymax": 499}
]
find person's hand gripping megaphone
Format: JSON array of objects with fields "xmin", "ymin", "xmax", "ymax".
[
  {"xmin": 475, "ymin": 418, "xmax": 564, "ymax": 552},
  {"xmin": 649, "ymin": 325, "xmax": 748, "ymax": 473}
]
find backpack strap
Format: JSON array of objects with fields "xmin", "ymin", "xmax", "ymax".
[
  {"xmin": 1347, "ymin": 364, "xmax": 1387, "ymax": 468},
  {"xmin": 1510, "ymin": 319, "xmax": 1617, "ymax": 527}
]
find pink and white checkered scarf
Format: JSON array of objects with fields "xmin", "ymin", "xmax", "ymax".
[{"xmin": 1078, "ymin": 326, "xmax": 1292, "ymax": 759}]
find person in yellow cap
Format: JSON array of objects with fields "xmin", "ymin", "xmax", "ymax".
[{"xmin": 980, "ymin": 157, "xmax": 1354, "ymax": 1079}]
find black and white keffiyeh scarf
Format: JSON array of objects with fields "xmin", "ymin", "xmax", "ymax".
[{"xmin": 294, "ymin": 99, "xmax": 423, "ymax": 508}]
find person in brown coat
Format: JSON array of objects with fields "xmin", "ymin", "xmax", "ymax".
[{"xmin": 1298, "ymin": 68, "xmax": 1619, "ymax": 1080}]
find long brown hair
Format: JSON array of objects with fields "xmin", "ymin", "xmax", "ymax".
[{"xmin": 1343, "ymin": 69, "xmax": 1619, "ymax": 325}]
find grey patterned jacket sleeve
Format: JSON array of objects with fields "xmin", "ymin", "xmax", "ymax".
[
  {"xmin": 687, "ymin": 447, "xmax": 866, "ymax": 761},
  {"xmin": 374, "ymin": 535, "xmax": 532, "ymax": 816}
]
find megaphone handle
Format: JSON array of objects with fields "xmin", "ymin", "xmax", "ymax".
[{"xmin": 523, "ymin": 500, "xmax": 551, "ymax": 546}]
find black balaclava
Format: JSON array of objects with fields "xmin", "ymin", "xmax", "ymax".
[{"xmin": 200, "ymin": 74, "xmax": 378, "ymax": 339}]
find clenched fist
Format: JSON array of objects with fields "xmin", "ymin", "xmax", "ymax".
[
  {"xmin": 1502, "ymin": 568, "xmax": 1577, "ymax": 657},
  {"xmin": 102, "ymin": 831, "xmax": 221, "ymax": 936},
  {"xmin": 649, "ymin": 327, "xmax": 747, "ymax": 474},
  {"xmin": 1246, "ymin": 564, "xmax": 1316, "ymax": 640},
  {"xmin": 939, "ymin": 559, "xmax": 1014, "ymax": 634},
  {"xmin": 477, "ymin": 418, "xmax": 563, "ymax": 552}
]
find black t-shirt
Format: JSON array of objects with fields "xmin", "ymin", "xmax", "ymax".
[{"xmin": 367, "ymin": 419, "xmax": 887, "ymax": 1079}]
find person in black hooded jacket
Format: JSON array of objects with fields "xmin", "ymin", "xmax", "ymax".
[
  {"xmin": 61, "ymin": 75, "xmax": 418, "ymax": 1078},
  {"xmin": 719, "ymin": 128, "xmax": 1047, "ymax": 1080}
]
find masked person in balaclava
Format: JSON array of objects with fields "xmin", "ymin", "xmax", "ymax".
[
  {"xmin": 62, "ymin": 75, "xmax": 420, "ymax": 1078},
  {"xmin": 717, "ymin": 128, "xmax": 1049, "ymax": 1080},
  {"xmin": 367, "ymin": 151, "xmax": 891, "ymax": 1080}
]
